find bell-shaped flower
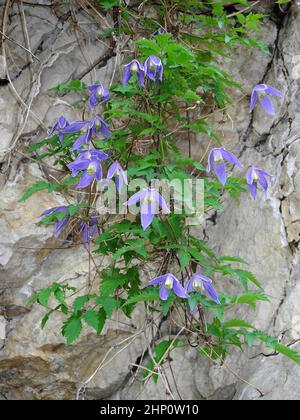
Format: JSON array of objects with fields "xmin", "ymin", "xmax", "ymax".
[
  {"xmin": 40, "ymin": 206, "xmax": 70, "ymax": 238},
  {"xmin": 87, "ymin": 83, "xmax": 110, "ymax": 110},
  {"xmin": 250, "ymin": 84, "xmax": 283, "ymax": 116},
  {"xmin": 145, "ymin": 56, "xmax": 163, "ymax": 83},
  {"xmin": 207, "ymin": 147, "xmax": 243, "ymax": 186},
  {"xmin": 123, "ymin": 60, "xmax": 145, "ymax": 88},
  {"xmin": 63, "ymin": 116, "xmax": 111, "ymax": 150},
  {"xmin": 76, "ymin": 159, "xmax": 103, "ymax": 189},
  {"xmin": 149, "ymin": 273, "xmax": 189, "ymax": 301},
  {"xmin": 107, "ymin": 161, "xmax": 128, "ymax": 193},
  {"xmin": 49, "ymin": 116, "xmax": 69, "ymax": 142},
  {"xmin": 124, "ymin": 187, "xmax": 170, "ymax": 230},
  {"xmin": 80, "ymin": 216, "xmax": 102, "ymax": 248},
  {"xmin": 246, "ymin": 167, "xmax": 273, "ymax": 200},
  {"xmin": 68, "ymin": 149, "xmax": 108, "ymax": 177},
  {"xmin": 186, "ymin": 273, "xmax": 220, "ymax": 304}
]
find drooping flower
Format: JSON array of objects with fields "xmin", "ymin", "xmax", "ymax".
[
  {"xmin": 123, "ymin": 60, "xmax": 145, "ymax": 88},
  {"xmin": 107, "ymin": 161, "xmax": 128, "ymax": 193},
  {"xmin": 124, "ymin": 187, "xmax": 170, "ymax": 230},
  {"xmin": 40, "ymin": 206, "xmax": 70, "ymax": 238},
  {"xmin": 80, "ymin": 216, "xmax": 102, "ymax": 248},
  {"xmin": 68, "ymin": 149, "xmax": 108, "ymax": 177},
  {"xmin": 250, "ymin": 84, "xmax": 284, "ymax": 116},
  {"xmin": 246, "ymin": 167, "xmax": 273, "ymax": 200},
  {"xmin": 145, "ymin": 56, "xmax": 163, "ymax": 83},
  {"xmin": 185, "ymin": 273, "xmax": 220, "ymax": 304},
  {"xmin": 153, "ymin": 27, "xmax": 168, "ymax": 36},
  {"xmin": 87, "ymin": 83, "xmax": 110, "ymax": 110},
  {"xmin": 72, "ymin": 158, "xmax": 103, "ymax": 189},
  {"xmin": 207, "ymin": 147, "xmax": 243, "ymax": 186},
  {"xmin": 49, "ymin": 116, "xmax": 69, "ymax": 142},
  {"xmin": 149, "ymin": 273, "xmax": 189, "ymax": 301},
  {"xmin": 63, "ymin": 116, "xmax": 111, "ymax": 150}
]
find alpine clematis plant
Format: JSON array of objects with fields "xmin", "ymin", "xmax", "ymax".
[
  {"xmin": 123, "ymin": 60, "xmax": 145, "ymax": 87},
  {"xmin": 186, "ymin": 274, "xmax": 220, "ymax": 304},
  {"xmin": 149, "ymin": 274, "xmax": 189, "ymax": 301},
  {"xmin": 246, "ymin": 167, "xmax": 273, "ymax": 199},
  {"xmin": 40, "ymin": 206, "xmax": 70, "ymax": 238},
  {"xmin": 145, "ymin": 56, "xmax": 163, "ymax": 83},
  {"xmin": 250, "ymin": 84, "xmax": 284, "ymax": 116},
  {"xmin": 124, "ymin": 187, "xmax": 170, "ymax": 230},
  {"xmin": 24, "ymin": 2, "xmax": 300, "ymax": 390},
  {"xmin": 49, "ymin": 116, "xmax": 69, "ymax": 142},
  {"xmin": 207, "ymin": 147, "xmax": 243, "ymax": 186},
  {"xmin": 153, "ymin": 27, "xmax": 167, "ymax": 36},
  {"xmin": 87, "ymin": 83, "xmax": 110, "ymax": 110}
]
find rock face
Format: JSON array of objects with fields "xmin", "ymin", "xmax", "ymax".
[{"xmin": 0, "ymin": 1, "xmax": 300, "ymax": 400}]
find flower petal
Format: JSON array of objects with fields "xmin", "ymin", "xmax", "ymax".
[
  {"xmin": 213, "ymin": 161, "xmax": 227, "ymax": 186},
  {"xmin": 259, "ymin": 95, "xmax": 275, "ymax": 115},
  {"xmin": 221, "ymin": 148, "xmax": 243, "ymax": 168},
  {"xmin": 173, "ymin": 279, "xmax": 189, "ymax": 299},
  {"xmin": 265, "ymin": 86, "xmax": 284, "ymax": 97},
  {"xmin": 248, "ymin": 183, "xmax": 257, "ymax": 200},
  {"xmin": 77, "ymin": 172, "xmax": 95, "ymax": 189},
  {"xmin": 159, "ymin": 285, "xmax": 171, "ymax": 301},
  {"xmin": 250, "ymin": 90, "xmax": 258, "ymax": 113},
  {"xmin": 149, "ymin": 274, "xmax": 168, "ymax": 285}
]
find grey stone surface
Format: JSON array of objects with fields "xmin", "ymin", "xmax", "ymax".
[{"xmin": 0, "ymin": 1, "xmax": 300, "ymax": 400}]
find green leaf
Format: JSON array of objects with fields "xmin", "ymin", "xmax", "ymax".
[
  {"xmin": 100, "ymin": 269, "xmax": 126, "ymax": 296},
  {"xmin": 83, "ymin": 309, "xmax": 106, "ymax": 335},
  {"xmin": 273, "ymin": 343, "xmax": 300, "ymax": 365},
  {"xmin": 96, "ymin": 296, "xmax": 120, "ymax": 318},
  {"xmin": 97, "ymin": 0, "xmax": 120, "ymax": 10},
  {"xmin": 62, "ymin": 315, "xmax": 82, "ymax": 345},
  {"xmin": 19, "ymin": 181, "xmax": 56, "ymax": 202},
  {"xmin": 223, "ymin": 319, "xmax": 255, "ymax": 329},
  {"xmin": 52, "ymin": 80, "xmax": 86, "ymax": 92},
  {"xmin": 178, "ymin": 248, "xmax": 191, "ymax": 270},
  {"xmin": 37, "ymin": 288, "xmax": 52, "ymax": 307},
  {"xmin": 73, "ymin": 295, "xmax": 92, "ymax": 313}
]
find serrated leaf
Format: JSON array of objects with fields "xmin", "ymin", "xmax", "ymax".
[
  {"xmin": 19, "ymin": 181, "xmax": 56, "ymax": 202},
  {"xmin": 83, "ymin": 309, "xmax": 106, "ymax": 335},
  {"xmin": 62, "ymin": 316, "xmax": 82, "ymax": 345},
  {"xmin": 73, "ymin": 295, "xmax": 91, "ymax": 313},
  {"xmin": 37, "ymin": 288, "xmax": 52, "ymax": 307},
  {"xmin": 96, "ymin": 296, "xmax": 120, "ymax": 318}
]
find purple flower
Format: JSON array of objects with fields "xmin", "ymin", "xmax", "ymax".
[
  {"xmin": 145, "ymin": 56, "xmax": 163, "ymax": 83},
  {"xmin": 246, "ymin": 167, "xmax": 273, "ymax": 199},
  {"xmin": 149, "ymin": 273, "xmax": 189, "ymax": 301},
  {"xmin": 153, "ymin": 27, "xmax": 168, "ymax": 36},
  {"xmin": 87, "ymin": 83, "xmax": 110, "ymax": 110},
  {"xmin": 49, "ymin": 116, "xmax": 69, "ymax": 142},
  {"xmin": 123, "ymin": 60, "xmax": 145, "ymax": 88},
  {"xmin": 40, "ymin": 206, "xmax": 69, "ymax": 238},
  {"xmin": 80, "ymin": 216, "xmax": 102, "ymax": 248},
  {"xmin": 68, "ymin": 149, "xmax": 108, "ymax": 176},
  {"xmin": 74, "ymin": 159, "xmax": 103, "ymax": 189},
  {"xmin": 186, "ymin": 274, "xmax": 220, "ymax": 304},
  {"xmin": 207, "ymin": 147, "xmax": 243, "ymax": 186},
  {"xmin": 250, "ymin": 84, "xmax": 284, "ymax": 116},
  {"xmin": 107, "ymin": 161, "xmax": 128, "ymax": 193},
  {"xmin": 124, "ymin": 187, "xmax": 170, "ymax": 230},
  {"xmin": 63, "ymin": 116, "xmax": 111, "ymax": 150}
]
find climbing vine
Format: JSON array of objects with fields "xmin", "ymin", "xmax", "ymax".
[{"xmin": 21, "ymin": 0, "xmax": 300, "ymax": 394}]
